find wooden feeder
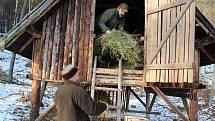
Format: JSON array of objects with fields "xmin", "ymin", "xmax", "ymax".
[{"xmin": 0, "ymin": 0, "xmax": 215, "ymax": 121}]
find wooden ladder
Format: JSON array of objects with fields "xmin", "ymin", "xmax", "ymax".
[{"xmin": 91, "ymin": 56, "xmax": 123, "ymax": 121}]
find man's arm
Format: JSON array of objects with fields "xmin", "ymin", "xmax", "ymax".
[
  {"xmin": 77, "ymin": 90, "xmax": 107, "ymax": 116},
  {"xmin": 96, "ymin": 9, "xmax": 114, "ymax": 33}
]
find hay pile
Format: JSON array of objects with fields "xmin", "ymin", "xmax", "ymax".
[{"xmin": 95, "ymin": 29, "xmax": 143, "ymax": 67}]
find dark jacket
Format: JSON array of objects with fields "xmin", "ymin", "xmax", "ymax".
[
  {"xmin": 54, "ymin": 83, "xmax": 107, "ymax": 121},
  {"xmin": 95, "ymin": 8, "xmax": 126, "ymax": 34}
]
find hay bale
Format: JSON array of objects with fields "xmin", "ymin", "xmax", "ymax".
[{"xmin": 95, "ymin": 29, "xmax": 143, "ymax": 67}]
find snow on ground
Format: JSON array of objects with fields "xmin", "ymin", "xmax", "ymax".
[{"xmin": 0, "ymin": 50, "xmax": 214, "ymax": 121}]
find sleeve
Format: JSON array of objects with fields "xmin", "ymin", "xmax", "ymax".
[
  {"xmin": 76, "ymin": 90, "xmax": 107, "ymax": 116},
  {"xmin": 96, "ymin": 9, "xmax": 113, "ymax": 33}
]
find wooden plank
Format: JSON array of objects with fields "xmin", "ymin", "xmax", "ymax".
[
  {"xmin": 63, "ymin": 0, "xmax": 73, "ymax": 67},
  {"xmin": 146, "ymin": 0, "xmax": 151, "ymax": 83},
  {"xmin": 148, "ymin": 1, "xmax": 192, "ymax": 65},
  {"xmin": 94, "ymin": 87, "xmax": 121, "ymax": 92},
  {"xmin": 147, "ymin": 0, "xmax": 191, "ymax": 15},
  {"xmin": 57, "ymin": 2, "xmax": 68, "ymax": 80},
  {"xmin": 42, "ymin": 17, "xmax": 51, "ymax": 79},
  {"xmin": 184, "ymin": 3, "xmax": 190, "ymax": 84},
  {"xmin": 54, "ymin": 7, "xmax": 63, "ymax": 80},
  {"xmin": 150, "ymin": 0, "xmax": 158, "ymax": 83},
  {"xmin": 178, "ymin": 3, "xmax": 186, "ymax": 87},
  {"xmin": 96, "ymin": 68, "xmax": 143, "ymax": 75},
  {"xmin": 87, "ymin": 0, "xmax": 95, "ymax": 81},
  {"xmin": 188, "ymin": 1, "xmax": 195, "ymax": 83},
  {"xmin": 50, "ymin": 9, "xmax": 61, "ymax": 80},
  {"xmin": 175, "ymin": 0, "xmax": 180, "ymax": 85},
  {"xmin": 83, "ymin": 0, "xmax": 91, "ymax": 81},
  {"xmin": 156, "ymin": 0, "xmax": 162, "ymax": 83},
  {"xmin": 151, "ymin": 85, "xmax": 189, "ymax": 121},
  {"xmin": 146, "ymin": 63, "xmax": 193, "ymax": 70},
  {"xmin": 170, "ymin": 0, "xmax": 177, "ymax": 86},
  {"xmin": 97, "ymin": 75, "xmax": 143, "ymax": 80},
  {"xmin": 143, "ymin": 0, "xmax": 148, "ymax": 86},
  {"xmin": 71, "ymin": 0, "xmax": 79, "ymax": 67},
  {"xmin": 46, "ymin": 14, "xmax": 56, "ymax": 79},
  {"xmin": 160, "ymin": 0, "xmax": 167, "ymax": 83},
  {"xmin": 165, "ymin": 0, "xmax": 171, "ymax": 83}
]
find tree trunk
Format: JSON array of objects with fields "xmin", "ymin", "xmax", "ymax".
[{"xmin": 7, "ymin": 0, "xmax": 19, "ymax": 83}]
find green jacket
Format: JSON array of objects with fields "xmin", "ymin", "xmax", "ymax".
[
  {"xmin": 95, "ymin": 8, "xmax": 125, "ymax": 34},
  {"xmin": 54, "ymin": 83, "xmax": 107, "ymax": 121}
]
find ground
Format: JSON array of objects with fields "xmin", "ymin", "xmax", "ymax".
[{"xmin": 0, "ymin": 50, "xmax": 214, "ymax": 121}]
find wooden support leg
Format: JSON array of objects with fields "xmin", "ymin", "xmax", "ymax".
[
  {"xmin": 40, "ymin": 81, "xmax": 47, "ymax": 106},
  {"xmin": 151, "ymin": 85, "xmax": 189, "ymax": 121},
  {"xmin": 182, "ymin": 97, "xmax": 189, "ymax": 116},
  {"xmin": 189, "ymin": 89, "xmax": 198, "ymax": 121},
  {"xmin": 130, "ymin": 88, "xmax": 146, "ymax": 108},
  {"xmin": 125, "ymin": 86, "xmax": 130, "ymax": 111},
  {"xmin": 148, "ymin": 93, "xmax": 157, "ymax": 112},
  {"xmin": 30, "ymin": 80, "xmax": 41, "ymax": 121},
  {"xmin": 146, "ymin": 92, "xmax": 150, "ymax": 118}
]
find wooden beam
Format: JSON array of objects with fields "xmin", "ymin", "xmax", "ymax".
[
  {"xmin": 35, "ymin": 101, "xmax": 55, "ymax": 121},
  {"xmin": 27, "ymin": 26, "xmax": 42, "ymax": 38},
  {"xmin": 151, "ymin": 85, "xmax": 190, "ymax": 121},
  {"xmin": 19, "ymin": 37, "xmax": 34, "ymax": 52},
  {"xmin": 198, "ymin": 42, "xmax": 215, "ymax": 62},
  {"xmin": 189, "ymin": 89, "xmax": 198, "ymax": 121},
  {"xmin": 146, "ymin": 63, "xmax": 193, "ymax": 70},
  {"xmin": 181, "ymin": 97, "xmax": 189, "ymax": 115},
  {"xmin": 196, "ymin": 17, "xmax": 210, "ymax": 35},
  {"xmin": 147, "ymin": 0, "xmax": 191, "ymax": 15},
  {"xmin": 148, "ymin": 94, "xmax": 157, "ymax": 112},
  {"xmin": 148, "ymin": 1, "xmax": 193, "ymax": 64},
  {"xmin": 130, "ymin": 88, "xmax": 147, "ymax": 108}
]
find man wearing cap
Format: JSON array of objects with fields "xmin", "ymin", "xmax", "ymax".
[
  {"xmin": 54, "ymin": 65, "xmax": 107, "ymax": 121},
  {"xmin": 95, "ymin": 3, "xmax": 128, "ymax": 35}
]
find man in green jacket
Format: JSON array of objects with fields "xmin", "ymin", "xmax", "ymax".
[
  {"xmin": 54, "ymin": 65, "xmax": 107, "ymax": 121},
  {"xmin": 95, "ymin": 3, "xmax": 128, "ymax": 35}
]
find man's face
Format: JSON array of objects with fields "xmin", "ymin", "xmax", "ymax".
[{"xmin": 118, "ymin": 8, "xmax": 127, "ymax": 18}]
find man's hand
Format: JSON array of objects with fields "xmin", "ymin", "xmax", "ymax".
[{"xmin": 105, "ymin": 30, "xmax": 111, "ymax": 34}]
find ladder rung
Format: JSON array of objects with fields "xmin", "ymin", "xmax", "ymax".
[
  {"xmin": 94, "ymin": 87, "xmax": 122, "ymax": 92},
  {"xmin": 108, "ymin": 105, "xmax": 122, "ymax": 109}
]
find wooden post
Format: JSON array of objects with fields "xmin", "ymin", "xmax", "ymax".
[
  {"xmin": 117, "ymin": 59, "xmax": 122, "ymax": 121},
  {"xmin": 8, "ymin": 53, "xmax": 16, "ymax": 82},
  {"xmin": 91, "ymin": 56, "xmax": 97, "ymax": 99},
  {"xmin": 125, "ymin": 86, "xmax": 130, "ymax": 111},
  {"xmin": 145, "ymin": 92, "xmax": 150, "ymax": 118},
  {"xmin": 30, "ymin": 39, "xmax": 42, "ymax": 121},
  {"xmin": 182, "ymin": 97, "xmax": 189, "ymax": 116},
  {"xmin": 189, "ymin": 89, "xmax": 198, "ymax": 121}
]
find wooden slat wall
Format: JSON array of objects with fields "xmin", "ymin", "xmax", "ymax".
[
  {"xmin": 32, "ymin": 0, "xmax": 94, "ymax": 82},
  {"xmin": 145, "ymin": 0, "xmax": 196, "ymax": 87}
]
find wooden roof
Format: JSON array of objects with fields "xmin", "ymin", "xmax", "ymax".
[
  {"xmin": 0, "ymin": 0, "xmax": 215, "ymax": 66},
  {"xmin": 0, "ymin": 0, "xmax": 62, "ymax": 59}
]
